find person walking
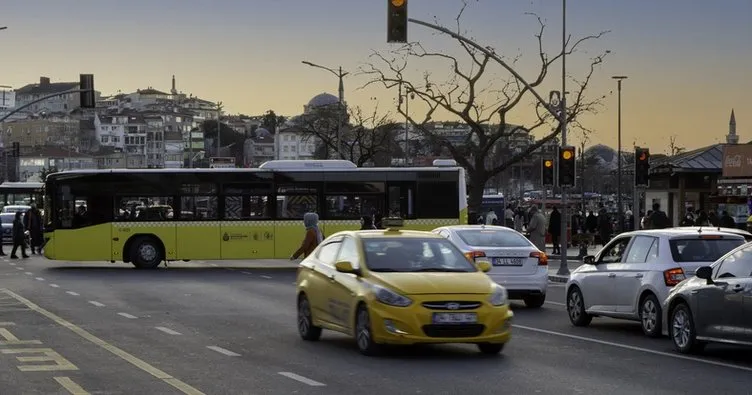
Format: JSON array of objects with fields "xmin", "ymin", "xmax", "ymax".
[
  {"xmin": 290, "ymin": 212, "xmax": 324, "ymax": 260},
  {"xmin": 24, "ymin": 204, "xmax": 43, "ymax": 254},
  {"xmin": 10, "ymin": 212, "xmax": 29, "ymax": 259}
]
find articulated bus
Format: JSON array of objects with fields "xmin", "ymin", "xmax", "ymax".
[{"xmin": 43, "ymin": 159, "xmax": 467, "ymax": 268}]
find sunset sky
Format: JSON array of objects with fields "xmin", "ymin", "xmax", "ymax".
[{"xmin": 2, "ymin": 0, "xmax": 750, "ymax": 154}]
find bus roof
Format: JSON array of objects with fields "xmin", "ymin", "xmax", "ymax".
[
  {"xmin": 46, "ymin": 166, "xmax": 463, "ymax": 177},
  {"xmin": 0, "ymin": 182, "xmax": 44, "ymax": 190}
]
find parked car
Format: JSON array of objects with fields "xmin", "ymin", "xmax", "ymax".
[
  {"xmin": 663, "ymin": 242, "xmax": 752, "ymax": 354},
  {"xmin": 674, "ymin": 226, "xmax": 752, "ymax": 241},
  {"xmin": 565, "ymin": 229, "xmax": 745, "ymax": 337},
  {"xmin": 433, "ymin": 225, "xmax": 548, "ymax": 308},
  {"xmin": 0, "ymin": 213, "xmax": 13, "ymax": 243}
]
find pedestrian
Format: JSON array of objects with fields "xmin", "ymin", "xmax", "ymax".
[
  {"xmin": 360, "ymin": 215, "xmax": 376, "ymax": 230},
  {"xmin": 597, "ymin": 205, "xmax": 612, "ymax": 246},
  {"xmin": 646, "ymin": 203, "xmax": 671, "ymax": 229},
  {"xmin": 10, "ymin": 211, "xmax": 29, "ymax": 259},
  {"xmin": 290, "ymin": 212, "xmax": 324, "ymax": 260},
  {"xmin": 719, "ymin": 211, "xmax": 736, "ymax": 228},
  {"xmin": 527, "ymin": 206, "xmax": 547, "ymax": 252},
  {"xmin": 485, "ymin": 208, "xmax": 498, "ymax": 226},
  {"xmin": 548, "ymin": 206, "xmax": 561, "ymax": 255},
  {"xmin": 24, "ymin": 204, "xmax": 43, "ymax": 254}
]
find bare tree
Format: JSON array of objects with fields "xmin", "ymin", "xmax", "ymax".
[
  {"xmin": 668, "ymin": 135, "xmax": 685, "ymax": 156},
  {"xmin": 361, "ymin": 2, "xmax": 609, "ymax": 215},
  {"xmin": 297, "ymin": 105, "xmax": 400, "ymax": 167}
]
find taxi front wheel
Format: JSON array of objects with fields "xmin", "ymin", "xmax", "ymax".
[
  {"xmin": 477, "ymin": 343, "xmax": 505, "ymax": 355},
  {"xmin": 297, "ymin": 294, "xmax": 322, "ymax": 341},
  {"xmin": 355, "ymin": 304, "xmax": 382, "ymax": 356}
]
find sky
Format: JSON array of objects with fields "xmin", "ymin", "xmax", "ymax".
[{"xmin": 1, "ymin": 0, "xmax": 751, "ymax": 154}]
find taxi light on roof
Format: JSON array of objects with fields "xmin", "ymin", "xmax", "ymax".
[{"xmin": 382, "ymin": 217, "xmax": 404, "ymax": 228}]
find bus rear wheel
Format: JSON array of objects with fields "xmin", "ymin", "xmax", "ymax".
[{"xmin": 130, "ymin": 237, "xmax": 163, "ymax": 269}]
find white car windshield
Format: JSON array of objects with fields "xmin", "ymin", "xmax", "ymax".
[
  {"xmin": 456, "ymin": 229, "xmax": 531, "ymax": 247},
  {"xmin": 363, "ymin": 238, "xmax": 477, "ymax": 273}
]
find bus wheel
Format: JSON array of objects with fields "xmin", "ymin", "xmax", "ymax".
[{"xmin": 130, "ymin": 237, "xmax": 163, "ymax": 269}]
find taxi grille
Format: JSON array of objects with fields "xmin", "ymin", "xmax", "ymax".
[
  {"xmin": 421, "ymin": 301, "xmax": 482, "ymax": 310},
  {"xmin": 422, "ymin": 324, "xmax": 485, "ymax": 338}
]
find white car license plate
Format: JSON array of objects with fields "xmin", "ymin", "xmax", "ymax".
[
  {"xmin": 494, "ymin": 257, "xmax": 523, "ymax": 266},
  {"xmin": 432, "ymin": 312, "xmax": 477, "ymax": 324}
]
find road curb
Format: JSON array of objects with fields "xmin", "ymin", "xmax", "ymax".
[
  {"xmin": 548, "ymin": 275, "xmax": 569, "ymax": 283},
  {"xmin": 232, "ymin": 266, "xmax": 299, "ymax": 271}
]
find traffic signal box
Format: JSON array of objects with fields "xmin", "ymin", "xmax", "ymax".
[
  {"xmin": 542, "ymin": 158, "xmax": 555, "ymax": 186},
  {"xmin": 79, "ymin": 74, "xmax": 95, "ymax": 109},
  {"xmin": 635, "ymin": 147, "xmax": 650, "ymax": 187},
  {"xmin": 387, "ymin": 0, "xmax": 408, "ymax": 43},
  {"xmin": 558, "ymin": 146, "xmax": 576, "ymax": 188}
]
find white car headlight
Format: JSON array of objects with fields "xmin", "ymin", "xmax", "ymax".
[
  {"xmin": 488, "ymin": 284, "xmax": 508, "ymax": 306},
  {"xmin": 371, "ymin": 284, "xmax": 412, "ymax": 307}
]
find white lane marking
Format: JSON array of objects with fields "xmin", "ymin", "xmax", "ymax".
[
  {"xmin": 49, "ymin": 284, "xmax": 60, "ymax": 288},
  {"xmin": 66, "ymin": 291, "xmax": 80, "ymax": 296},
  {"xmin": 210, "ymin": 263, "xmax": 218, "ymax": 267},
  {"xmin": 547, "ymin": 283, "xmax": 566, "ymax": 288},
  {"xmin": 117, "ymin": 313, "xmax": 137, "ymax": 319},
  {"xmin": 88, "ymin": 301, "xmax": 105, "ymax": 307},
  {"xmin": 155, "ymin": 327, "xmax": 182, "ymax": 335},
  {"xmin": 8, "ymin": 262, "xmax": 14, "ymax": 266},
  {"xmin": 35, "ymin": 277, "xmax": 45, "ymax": 281},
  {"xmin": 545, "ymin": 301, "xmax": 566, "ymax": 306},
  {"xmin": 207, "ymin": 346, "xmax": 240, "ymax": 356},
  {"xmin": 15, "ymin": 267, "xmax": 22, "ymax": 270},
  {"xmin": 24, "ymin": 272, "xmax": 32, "ymax": 275},
  {"xmin": 241, "ymin": 271, "xmax": 252, "ymax": 275},
  {"xmin": 512, "ymin": 324, "xmax": 752, "ymax": 373},
  {"xmin": 260, "ymin": 275, "xmax": 272, "ymax": 279},
  {"xmin": 278, "ymin": 372, "xmax": 326, "ymax": 387}
]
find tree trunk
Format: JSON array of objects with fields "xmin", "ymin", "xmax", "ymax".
[{"xmin": 467, "ymin": 170, "xmax": 488, "ymax": 225}]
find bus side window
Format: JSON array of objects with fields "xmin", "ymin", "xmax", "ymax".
[{"xmin": 387, "ymin": 185, "xmax": 414, "ymax": 219}]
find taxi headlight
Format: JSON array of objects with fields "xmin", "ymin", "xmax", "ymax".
[
  {"xmin": 372, "ymin": 284, "xmax": 412, "ymax": 307},
  {"xmin": 489, "ymin": 284, "xmax": 508, "ymax": 306}
]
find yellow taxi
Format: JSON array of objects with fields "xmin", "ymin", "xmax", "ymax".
[{"xmin": 295, "ymin": 218, "xmax": 514, "ymax": 356}]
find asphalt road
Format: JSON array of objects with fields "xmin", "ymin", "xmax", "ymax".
[{"xmin": 0, "ymin": 257, "xmax": 751, "ymax": 394}]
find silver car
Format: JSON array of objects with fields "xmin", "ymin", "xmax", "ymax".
[
  {"xmin": 433, "ymin": 225, "xmax": 548, "ymax": 308},
  {"xmin": 0, "ymin": 213, "xmax": 12, "ymax": 243},
  {"xmin": 662, "ymin": 242, "xmax": 752, "ymax": 354}
]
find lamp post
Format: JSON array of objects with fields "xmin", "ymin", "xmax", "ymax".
[
  {"xmin": 612, "ymin": 76, "xmax": 627, "ymax": 232},
  {"xmin": 558, "ymin": 0, "xmax": 569, "ymax": 275},
  {"xmin": 216, "ymin": 101, "xmax": 223, "ymax": 158},
  {"xmin": 399, "ymin": 84, "xmax": 415, "ymax": 165},
  {"xmin": 301, "ymin": 60, "xmax": 349, "ymax": 159}
]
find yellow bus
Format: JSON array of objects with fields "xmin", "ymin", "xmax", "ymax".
[{"xmin": 43, "ymin": 159, "xmax": 467, "ymax": 268}]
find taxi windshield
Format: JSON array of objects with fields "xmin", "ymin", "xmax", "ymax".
[{"xmin": 362, "ymin": 238, "xmax": 477, "ymax": 273}]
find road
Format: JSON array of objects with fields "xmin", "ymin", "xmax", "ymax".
[{"xmin": 0, "ymin": 256, "xmax": 751, "ymax": 394}]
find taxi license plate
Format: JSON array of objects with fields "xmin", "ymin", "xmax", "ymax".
[
  {"xmin": 432, "ymin": 312, "xmax": 477, "ymax": 324},
  {"xmin": 494, "ymin": 258, "xmax": 523, "ymax": 266}
]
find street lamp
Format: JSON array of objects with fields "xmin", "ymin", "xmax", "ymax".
[
  {"xmin": 301, "ymin": 60, "xmax": 349, "ymax": 159},
  {"xmin": 612, "ymin": 75, "xmax": 627, "ymax": 231},
  {"xmin": 399, "ymin": 84, "xmax": 415, "ymax": 166},
  {"xmin": 216, "ymin": 101, "xmax": 223, "ymax": 158}
]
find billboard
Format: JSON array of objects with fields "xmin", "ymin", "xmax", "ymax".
[{"xmin": 722, "ymin": 145, "xmax": 752, "ymax": 178}]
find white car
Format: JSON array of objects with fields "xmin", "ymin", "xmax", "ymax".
[
  {"xmin": 433, "ymin": 225, "xmax": 548, "ymax": 308},
  {"xmin": 565, "ymin": 229, "xmax": 745, "ymax": 337}
]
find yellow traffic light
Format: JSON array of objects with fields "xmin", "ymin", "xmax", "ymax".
[
  {"xmin": 639, "ymin": 152, "xmax": 647, "ymax": 161},
  {"xmin": 544, "ymin": 160, "xmax": 553, "ymax": 167},
  {"xmin": 391, "ymin": 0, "xmax": 405, "ymax": 7},
  {"xmin": 562, "ymin": 150, "xmax": 573, "ymax": 160}
]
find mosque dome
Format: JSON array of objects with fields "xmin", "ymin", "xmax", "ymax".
[
  {"xmin": 255, "ymin": 127, "xmax": 271, "ymax": 137},
  {"xmin": 307, "ymin": 93, "xmax": 339, "ymax": 108}
]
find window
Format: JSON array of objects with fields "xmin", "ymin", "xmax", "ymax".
[
  {"xmin": 362, "ymin": 238, "xmax": 476, "ymax": 273},
  {"xmin": 223, "ymin": 183, "xmax": 272, "ymax": 220},
  {"xmin": 456, "ymin": 229, "xmax": 532, "ymax": 247},
  {"xmin": 625, "ymin": 236, "xmax": 658, "ymax": 263},
  {"xmin": 115, "ymin": 196, "xmax": 175, "ymax": 221},
  {"xmin": 337, "ymin": 237, "xmax": 361, "ymax": 269},
  {"xmin": 669, "ymin": 237, "xmax": 744, "ymax": 262},
  {"xmin": 52, "ymin": 178, "xmax": 113, "ymax": 229},
  {"xmin": 715, "ymin": 245, "xmax": 752, "ymax": 278},
  {"xmin": 180, "ymin": 183, "xmax": 218, "ymax": 220},
  {"xmin": 416, "ymin": 180, "xmax": 458, "ymax": 218},
  {"xmin": 387, "ymin": 185, "xmax": 414, "ymax": 218},
  {"xmin": 598, "ymin": 237, "xmax": 632, "ymax": 263},
  {"xmin": 316, "ymin": 241, "xmax": 341, "ymax": 264},
  {"xmin": 325, "ymin": 195, "xmax": 382, "ymax": 219}
]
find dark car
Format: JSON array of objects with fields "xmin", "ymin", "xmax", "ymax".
[
  {"xmin": 0, "ymin": 213, "xmax": 13, "ymax": 243},
  {"xmin": 662, "ymin": 242, "xmax": 752, "ymax": 354}
]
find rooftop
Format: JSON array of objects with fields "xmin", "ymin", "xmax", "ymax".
[{"xmin": 650, "ymin": 144, "xmax": 724, "ymax": 173}]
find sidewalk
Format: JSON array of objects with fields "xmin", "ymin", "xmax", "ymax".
[{"xmin": 544, "ymin": 244, "xmax": 599, "ymax": 283}]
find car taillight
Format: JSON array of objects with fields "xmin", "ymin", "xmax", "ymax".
[
  {"xmin": 465, "ymin": 251, "xmax": 486, "ymax": 261},
  {"xmin": 530, "ymin": 251, "xmax": 548, "ymax": 266},
  {"xmin": 664, "ymin": 268, "xmax": 685, "ymax": 286}
]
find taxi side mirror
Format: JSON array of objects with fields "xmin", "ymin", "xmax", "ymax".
[
  {"xmin": 475, "ymin": 260, "xmax": 492, "ymax": 273},
  {"xmin": 335, "ymin": 260, "xmax": 358, "ymax": 275}
]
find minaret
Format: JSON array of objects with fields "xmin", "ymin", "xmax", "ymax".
[
  {"xmin": 171, "ymin": 75, "xmax": 177, "ymax": 95},
  {"xmin": 726, "ymin": 109, "xmax": 738, "ymax": 144}
]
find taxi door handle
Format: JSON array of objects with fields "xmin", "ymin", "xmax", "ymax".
[{"xmin": 608, "ymin": 273, "xmax": 616, "ymax": 278}]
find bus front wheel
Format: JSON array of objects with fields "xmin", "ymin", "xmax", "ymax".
[{"xmin": 130, "ymin": 237, "xmax": 163, "ymax": 269}]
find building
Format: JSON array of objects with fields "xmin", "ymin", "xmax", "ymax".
[
  {"xmin": 0, "ymin": 116, "xmax": 80, "ymax": 150},
  {"xmin": 164, "ymin": 131, "xmax": 184, "ymax": 168},
  {"xmin": 14, "ymin": 76, "xmax": 100, "ymax": 115},
  {"xmin": 276, "ymin": 128, "xmax": 315, "ymax": 160},
  {"xmin": 19, "ymin": 147, "xmax": 95, "ymax": 181},
  {"xmin": 243, "ymin": 128, "xmax": 275, "ymax": 167},
  {"xmin": 144, "ymin": 114, "xmax": 165, "ymax": 168}
]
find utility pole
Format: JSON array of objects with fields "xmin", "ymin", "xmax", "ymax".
[
  {"xmin": 558, "ymin": 0, "xmax": 569, "ymax": 275},
  {"xmin": 301, "ymin": 61, "xmax": 349, "ymax": 159},
  {"xmin": 399, "ymin": 84, "xmax": 414, "ymax": 166},
  {"xmin": 613, "ymin": 76, "xmax": 627, "ymax": 232},
  {"xmin": 216, "ymin": 101, "xmax": 223, "ymax": 158}
]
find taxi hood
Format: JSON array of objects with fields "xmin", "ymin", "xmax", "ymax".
[{"xmin": 368, "ymin": 271, "xmax": 494, "ymax": 295}]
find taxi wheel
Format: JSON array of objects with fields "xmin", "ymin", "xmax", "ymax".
[
  {"xmin": 355, "ymin": 305, "xmax": 381, "ymax": 356},
  {"xmin": 297, "ymin": 294, "xmax": 322, "ymax": 341},
  {"xmin": 567, "ymin": 286, "xmax": 592, "ymax": 327},
  {"xmin": 477, "ymin": 343, "xmax": 505, "ymax": 355}
]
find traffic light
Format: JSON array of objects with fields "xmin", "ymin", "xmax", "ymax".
[
  {"xmin": 558, "ymin": 146, "xmax": 576, "ymax": 187},
  {"xmin": 387, "ymin": 0, "xmax": 408, "ymax": 43},
  {"xmin": 635, "ymin": 147, "xmax": 650, "ymax": 186},
  {"xmin": 542, "ymin": 158, "xmax": 555, "ymax": 186},
  {"xmin": 79, "ymin": 74, "xmax": 95, "ymax": 108}
]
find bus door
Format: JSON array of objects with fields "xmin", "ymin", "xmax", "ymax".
[
  {"xmin": 385, "ymin": 181, "xmax": 415, "ymax": 223},
  {"xmin": 54, "ymin": 184, "xmax": 113, "ymax": 261}
]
